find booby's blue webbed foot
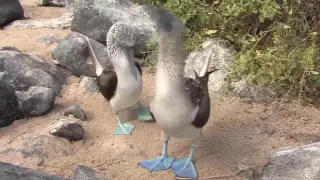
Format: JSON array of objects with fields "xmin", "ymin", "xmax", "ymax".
[
  {"xmin": 113, "ymin": 115, "xmax": 135, "ymax": 135},
  {"xmin": 171, "ymin": 147, "xmax": 198, "ymax": 179},
  {"xmin": 136, "ymin": 102, "xmax": 153, "ymax": 121},
  {"xmin": 171, "ymin": 157, "xmax": 197, "ymax": 179},
  {"xmin": 139, "ymin": 155, "xmax": 176, "ymax": 171},
  {"xmin": 139, "ymin": 140, "xmax": 176, "ymax": 171}
]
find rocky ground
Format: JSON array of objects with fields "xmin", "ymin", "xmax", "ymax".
[{"xmin": 1, "ymin": 0, "xmax": 320, "ymax": 180}]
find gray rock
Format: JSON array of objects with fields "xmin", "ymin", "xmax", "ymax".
[
  {"xmin": 71, "ymin": 6, "xmax": 113, "ymax": 44},
  {"xmin": 260, "ymin": 142, "xmax": 320, "ymax": 180},
  {"xmin": 78, "ymin": 76, "xmax": 99, "ymax": 93},
  {"xmin": 16, "ymin": 86, "xmax": 56, "ymax": 117},
  {"xmin": 232, "ymin": 79, "xmax": 253, "ymax": 98},
  {"xmin": 0, "ymin": 0, "xmax": 24, "ymax": 28},
  {"xmin": 64, "ymin": 104, "xmax": 87, "ymax": 121},
  {"xmin": 0, "ymin": 71, "xmax": 11, "ymax": 84},
  {"xmin": 184, "ymin": 38, "xmax": 237, "ymax": 92},
  {"xmin": 4, "ymin": 11, "xmax": 73, "ymax": 30},
  {"xmin": 0, "ymin": 50, "xmax": 66, "ymax": 97},
  {"xmin": 52, "ymin": 32, "xmax": 113, "ymax": 77},
  {"xmin": 70, "ymin": 0, "xmax": 155, "ymax": 53},
  {"xmin": 231, "ymin": 79, "xmax": 275, "ymax": 102},
  {"xmin": 0, "ymin": 162, "xmax": 69, "ymax": 180},
  {"xmin": 50, "ymin": 119, "xmax": 85, "ymax": 141},
  {"xmin": 0, "ymin": 77, "xmax": 24, "ymax": 128},
  {"xmin": 74, "ymin": 165, "xmax": 108, "ymax": 180},
  {"xmin": 38, "ymin": 35, "xmax": 63, "ymax": 45},
  {"xmin": 67, "ymin": 1, "xmax": 77, "ymax": 9}
]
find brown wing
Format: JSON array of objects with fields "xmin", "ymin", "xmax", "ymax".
[
  {"xmin": 98, "ymin": 70, "xmax": 118, "ymax": 101},
  {"xmin": 184, "ymin": 77, "xmax": 211, "ymax": 128},
  {"xmin": 134, "ymin": 61, "xmax": 142, "ymax": 76}
]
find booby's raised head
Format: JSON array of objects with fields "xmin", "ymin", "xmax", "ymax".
[{"xmin": 139, "ymin": 5, "xmax": 217, "ymax": 179}]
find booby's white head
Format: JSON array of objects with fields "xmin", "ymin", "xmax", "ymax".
[{"xmin": 106, "ymin": 22, "xmax": 139, "ymax": 79}]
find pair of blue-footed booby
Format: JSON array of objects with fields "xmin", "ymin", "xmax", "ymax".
[
  {"xmin": 87, "ymin": 4, "xmax": 215, "ymax": 179},
  {"xmin": 85, "ymin": 21, "xmax": 153, "ymax": 136},
  {"xmin": 138, "ymin": 5, "xmax": 217, "ymax": 179}
]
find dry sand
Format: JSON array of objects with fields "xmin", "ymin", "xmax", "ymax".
[{"xmin": 1, "ymin": 1, "xmax": 320, "ymax": 180}]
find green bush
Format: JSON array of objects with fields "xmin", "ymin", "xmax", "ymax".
[{"xmin": 135, "ymin": 0, "xmax": 320, "ymax": 98}]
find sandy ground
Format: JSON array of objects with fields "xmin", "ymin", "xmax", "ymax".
[{"xmin": 1, "ymin": 1, "xmax": 320, "ymax": 180}]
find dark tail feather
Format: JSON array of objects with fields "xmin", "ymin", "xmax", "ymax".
[{"xmin": 205, "ymin": 68, "xmax": 219, "ymax": 77}]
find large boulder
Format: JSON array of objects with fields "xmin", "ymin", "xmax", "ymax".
[
  {"xmin": 260, "ymin": 142, "xmax": 320, "ymax": 180},
  {"xmin": 71, "ymin": 6, "xmax": 112, "ymax": 44},
  {"xmin": 0, "ymin": 0, "xmax": 24, "ymax": 28},
  {"xmin": 16, "ymin": 86, "xmax": 56, "ymax": 117},
  {"xmin": 52, "ymin": 32, "xmax": 113, "ymax": 77},
  {"xmin": 4, "ymin": 11, "xmax": 73, "ymax": 30},
  {"xmin": 231, "ymin": 78, "xmax": 275, "ymax": 102},
  {"xmin": 0, "ymin": 49, "xmax": 65, "ymax": 96},
  {"xmin": 0, "ymin": 162, "xmax": 69, "ymax": 180},
  {"xmin": 184, "ymin": 38, "xmax": 237, "ymax": 92},
  {"xmin": 0, "ymin": 48, "xmax": 66, "ymax": 117},
  {"xmin": 0, "ymin": 75, "xmax": 24, "ymax": 128},
  {"xmin": 70, "ymin": 0, "xmax": 155, "ymax": 53}
]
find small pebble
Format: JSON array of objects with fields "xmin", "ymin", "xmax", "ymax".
[
  {"xmin": 37, "ymin": 159, "xmax": 45, "ymax": 166},
  {"xmin": 64, "ymin": 104, "xmax": 87, "ymax": 121},
  {"xmin": 78, "ymin": 76, "xmax": 99, "ymax": 93},
  {"xmin": 49, "ymin": 119, "xmax": 85, "ymax": 141},
  {"xmin": 74, "ymin": 165, "xmax": 108, "ymax": 180}
]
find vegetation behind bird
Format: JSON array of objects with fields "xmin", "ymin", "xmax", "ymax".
[{"xmin": 135, "ymin": 0, "xmax": 320, "ymax": 103}]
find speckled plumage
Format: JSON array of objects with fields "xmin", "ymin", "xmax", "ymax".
[
  {"xmin": 104, "ymin": 22, "xmax": 143, "ymax": 112},
  {"xmin": 85, "ymin": 21, "xmax": 152, "ymax": 135}
]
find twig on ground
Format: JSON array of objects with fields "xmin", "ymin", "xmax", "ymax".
[
  {"xmin": 279, "ymin": 81, "xmax": 294, "ymax": 105},
  {"xmin": 298, "ymin": 70, "xmax": 307, "ymax": 105}
]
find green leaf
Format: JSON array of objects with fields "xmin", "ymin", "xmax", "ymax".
[
  {"xmin": 249, "ymin": 36, "xmax": 257, "ymax": 42},
  {"xmin": 206, "ymin": 30, "xmax": 218, "ymax": 35},
  {"xmin": 311, "ymin": 32, "xmax": 318, "ymax": 36},
  {"xmin": 283, "ymin": 25, "xmax": 290, "ymax": 29}
]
